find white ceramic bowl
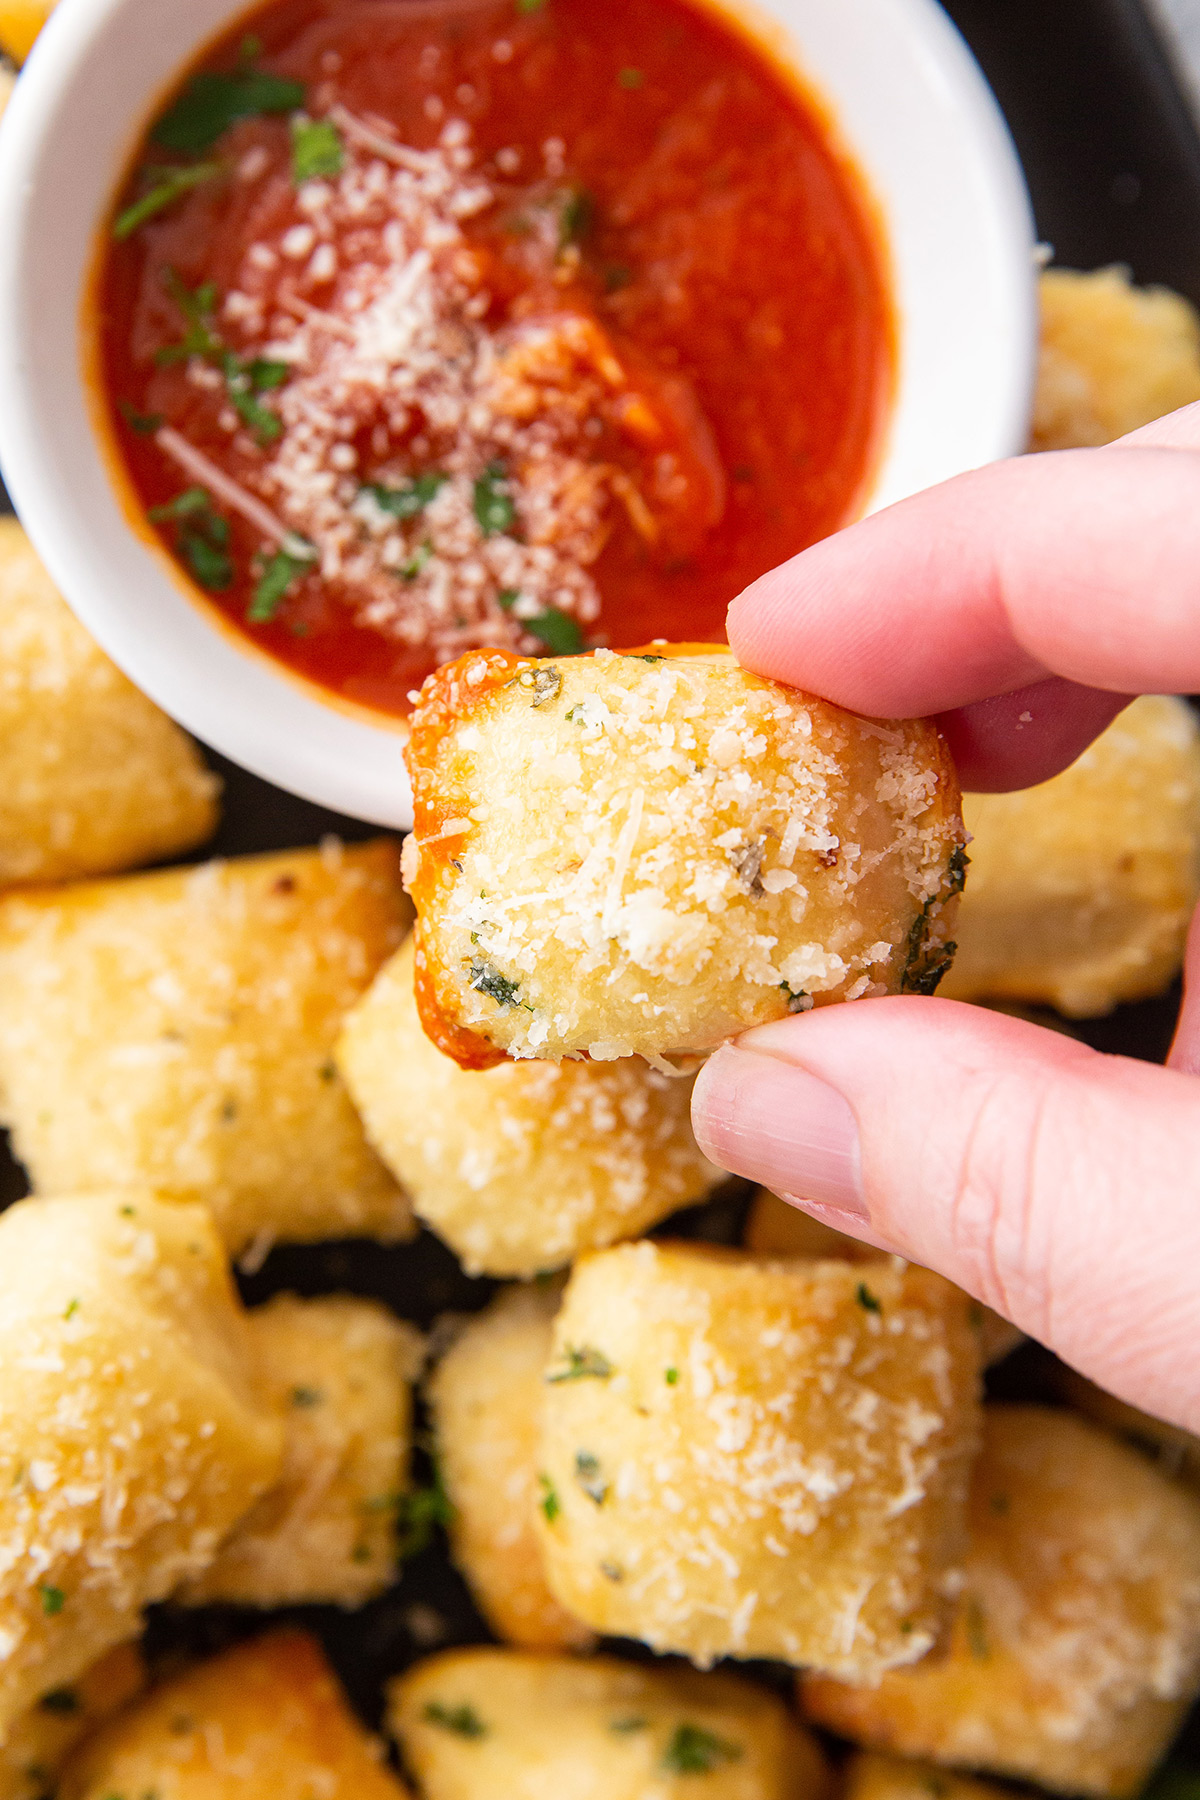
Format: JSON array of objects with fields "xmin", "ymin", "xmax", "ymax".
[{"xmin": 0, "ymin": 0, "xmax": 1036, "ymax": 828}]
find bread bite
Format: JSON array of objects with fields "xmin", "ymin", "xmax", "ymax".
[
  {"xmin": 0, "ymin": 1192, "xmax": 283, "ymax": 1742},
  {"xmin": 0, "ymin": 518, "xmax": 218, "ymax": 887},
  {"xmin": 1031, "ymin": 265, "xmax": 1200, "ymax": 451},
  {"xmin": 388, "ymin": 1646, "xmax": 827, "ymax": 1800},
  {"xmin": 57, "ymin": 1629, "xmax": 410, "ymax": 1800},
  {"xmin": 801, "ymin": 1405, "xmax": 1200, "ymax": 1797},
  {"xmin": 338, "ymin": 936, "xmax": 719, "ymax": 1276},
  {"xmin": 429, "ymin": 1283, "xmax": 592, "ymax": 1650},
  {"xmin": 743, "ymin": 1190, "xmax": 1023, "ymax": 1367},
  {"xmin": 943, "ymin": 695, "xmax": 1200, "ymax": 1016},
  {"xmin": 402, "ymin": 647, "xmax": 964, "ymax": 1067},
  {"xmin": 0, "ymin": 1643, "xmax": 145, "ymax": 1800},
  {"xmin": 183, "ymin": 1294, "xmax": 424, "ymax": 1608},
  {"xmin": 0, "ymin": 841, "xmax": 413, "ymax": 1253},
  {"xmin": 535, "ymin": 1241, "xmax": 982, "ymax": 1674}
]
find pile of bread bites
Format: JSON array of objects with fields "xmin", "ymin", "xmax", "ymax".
[{"xmin": 0, "ymin": 268, "xmax": 1199, "ymax": 1800}]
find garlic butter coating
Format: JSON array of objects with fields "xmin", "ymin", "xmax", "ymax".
[
  {"xmin": 536, "ymin": 1241, "xmax": 982, "ymax": 1675},
  {"xmin": 0, "ymin": 1193, "xmax": 283, "ymax": 1742},
  {"xmin": 402, "ymin": 647, "xmax": 964, "ymax": 1067},
  {"xmin": 802, "ymin": 1406, "xmax": 1200, "ymax": 1797}
]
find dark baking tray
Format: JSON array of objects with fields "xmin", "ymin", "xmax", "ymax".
[{"xmin": 2, "ymin": 0, "xmax": 1199, "ymax": 1744}]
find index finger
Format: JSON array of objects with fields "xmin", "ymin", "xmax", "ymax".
[{"xmin": 727, "ymin": 435, "xmax": 1200, "ymax": 721}]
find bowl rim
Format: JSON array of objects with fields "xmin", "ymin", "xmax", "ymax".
[{"xmin": 0, "ymin": 0, "xmax": 1036, "ymax": 829}]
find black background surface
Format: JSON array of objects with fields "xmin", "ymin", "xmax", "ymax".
[{"xmin": 1, "ymin": 0, "xmax": 1198, "ymax": 1737}]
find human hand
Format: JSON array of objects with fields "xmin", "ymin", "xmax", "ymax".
[{"xmin": 692, "ymin": 403, "xmax": 1200, "ymax": 1433}]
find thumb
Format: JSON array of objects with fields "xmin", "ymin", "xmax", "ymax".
[{"xmin": 692, "ymin": 1000, "xmax": 1200, "ymax": 1434}]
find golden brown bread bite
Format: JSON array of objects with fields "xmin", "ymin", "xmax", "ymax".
[
  {"xmin": 429, "ymin": 1284, "xmax": 593, "ymax": 1650},
  {"xmin": 388, "ymin": 1646, "xmax": 827, "ymax": 1800},
  {"xmin": 183, "ymin": 1294, "xmax": 424, "ymax": 1608},
  {"xmin": 1031, "ymin": 266, "xmax": 1200, "ymax": 451},
  {"xmin": 0, "ymin": 1192, "xmax": 284, "ymax": 1743},
  {"xmin": 402, "ymin": 646, "xmax": 964, "ymax": 1068},
  {"xmin": 801, "ymin": 1405, "xmax": 1200, "ymax": 1797},
  {"xmin": 942, "ymin": 695, "xmax": 1200, "ymax": 1016},
  {"xmin": 535, "ymin": 1241, "xmax": 982, "ymax": 1674},
  {"xmin": 742, "ymin": 1191, "xmax": 1023, "ymax": 1366},
  {"xmin": 338, "ymin": 936, "xmax": 719, "ymax": 1276},
  {"xmin": 0, "ymin": 1643, "xmax": 145, "ymax": 1800},
  {"xmin": 57, "ymin": 1629, "xmax": 410, "ymax": 1800},
  {"xmin": 0, "ymin": 518, "xmax": 219, "ymax": 886},
  {"xmin": 0, "ymin": 841, "xmax": 414, "ymax": 1253},
  {"xmin": 842, "ymin": 1751, "xmax": 1013, "ymax": 1800}
]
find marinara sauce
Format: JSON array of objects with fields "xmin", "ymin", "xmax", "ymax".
[{"xmin": 96, "ymin": 0, "xmax": 893, "ymax": 717}]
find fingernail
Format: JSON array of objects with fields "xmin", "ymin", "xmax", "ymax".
[{"xmin": 692, "ymin": 1043, "xmax": 866, "ymax": 1215}]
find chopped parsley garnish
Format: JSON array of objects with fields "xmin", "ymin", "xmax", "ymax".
[
  {"xmin": 516, "ymin": 0, "xmax": 548, "ymax": 12},
  {"xmin": 394, "ymin": 1473, "xmax": 456, "ymax": 1559},
  {"xmin": 148, "ymin": 485, "xmax": 215, "ymax": 522},
  {"xmin": 400, "ymin": 541, "xmax": 434, "ymax": 582},
  {"xmin": 547, "ymin": 1345, "xmax": 613, "ymax": 1383},
  {"xmin": 610, "ymin": 1716, "xmax": 648, "ymax": 1734},
  {"xmin": 574, "ymin": 1450, "xmax": 608, "ymax": 1505},
  {"xmin": 148, "ymin": 488, "xmax": 234, "ymax": 592},
  {"xmin": 38, "ymin": 1688, "xmax": 79, "ymax": 1715},
  {"xmin": 292, "ymin": 114, "xmax": 344, "ymax": 182},
  {"xmin": 665, "ymin": 1366, "xmax": 679, "ymax": 1385},
  {"xmin": 156, "ymin": 271, "xmax": 223, "ymax": 364},
  {"xmin": 618, "ymin": 67, "xmax": 645, "ymax": 88},
  {"xmin": 248, "ymin": 542, "xmax": 316, "ymax": 622},
  {"xmin": 468, "ymin": 959, "xmax": 522, "ymax": 1007},
  {"xmin": 559, "ymin": 186, "xmax": 594, "ymax": 248},
  {"xmin": 523, "ymin": 608, "xmax": 583, "ymax": 655},
  {"xmin": 727, "ymin": 839, "xmax": 765, "ymax": 895},
  {"xmin": 114, "ymin": 162, "xmax": 221, "ymax": 240},
  {"xmin": 499, "ymin": 591, "xmax": 583, "ymax": 653},
  {"xmin": 290, "ymin": 1386, "xmax": 322, "ymax": 1408},
  {"xmin": 365, "ymin": 472, "xmax": 447, "ymax": 518},
  {"xmin": 39, "ymin": 1585, "xmax": 66, "ymax": 1617},
  {"xmin": 423, "ymin": 1702, "xmax": 487, "ymax": 1739},
  {"xmin": 118, "ymin": 401, "xmax": 165, "ymax": 435},
  {"xmin": 180, "ymin": 531, "xmax": 233, "ymax": 592},
  {"xmin": 157, "ymin": 271, "xmax": 288, "ymax": 445},
  {"xmin": 62, "ymin": 1298, "xmax": 80, "ymax": 1321},
  {"xmin": 538, "ymin": 1474, "xmax": 560, "ymax": 1523},
  {"xmin": 226, "ymin": 359, "xmax": 288, "ymax": 442},
  {"xmin": 473, "ymin": 462, "xmax": 515, "ymax": 536},
  {"xmin": 856, "ymin": 1282, "xmax": 882, "ymax": 1315},
  {"xmin": 660, "ymin": 1725, "xmax": 742, "ymax": 1774},
  {"xmin": 947, "ymin": 843, "xmax": 969, "ymax": 896},
  {"xmin": 901, "ymin": 847, "xmax": 965, "ymax": 995},
  {"xmin": 153, "ymin": 68, "xmax": 307, "ymax": 155},
  {"xmin": 524, "ymin": 665, "xmax": 562, "ymax": 707}
]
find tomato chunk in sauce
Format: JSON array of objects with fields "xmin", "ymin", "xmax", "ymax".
[{"xmin": 96, "ymin": 0, "xmax": 893, "ymax": 717}]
